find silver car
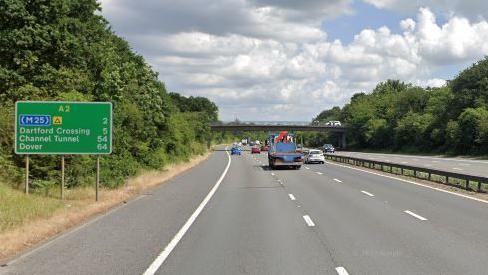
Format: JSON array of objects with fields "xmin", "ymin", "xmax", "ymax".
[{"xmin": 305, "ymin": 149, "xmax": 325, "ymax": 164}]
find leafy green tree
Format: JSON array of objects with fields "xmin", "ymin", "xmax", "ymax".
[
  {"xmin": 450, "ymin": 57, "xmax": 488, "ymax": 117},
  {"xmin": 0, "ymin": 0, "xmax": 220, "ymax": 191},
  {"xmin": 456, "ymin": 107, "xmax": 488, "ymax": 153},
  {"xmin": 314, "ymin": 106, "xmax": 342, "ymax": 122}
]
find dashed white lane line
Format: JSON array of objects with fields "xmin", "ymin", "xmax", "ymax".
[
  {"xmin": 143, "ymin": 148, "xmax": 232, "ymax": 275},
  {"xmin": 404, "ymin": 210, "xmax": 428, "ymax": 221},
  {"xmin": 302, "ymin": 215, "xmax": 315, "ymax": 227},
  {"xmin": 316, "ymin": 172, "xmax": 323, "ymax": 175},
  {"xmin": 452, "ymin": 167, "xmax": 463, "ymax": 171},
  {"xmin": 288, "ymin": 194, "xmax": 296, "ymax": 201},
  {"xmin": 401, "ymin": 161, "xmax": 408, "ymax": 164},
  {"xmin": 335, "ymin": 267, "xmax": 350, "ymax": 275},
  {"xmin": 325, "ymin": 161, "xmax": 488, "ymax": 205},
  {"xmin": 361, "ymin": 190, "xmax": 375, "ymax": 197},
  {"xmin": 333, "ymin": 178, "xmax": 342, "ymax": 183},
  {"xmin": 271, "ymin": 172, "xmax": 275, "ymax": 176},
  {"xmin": 305, "ymin": 167, "xmax": 310, "ymax": 170}
]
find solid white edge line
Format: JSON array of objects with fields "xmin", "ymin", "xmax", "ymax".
[
  {"xmin": 404, "ymin": 210, "xmax": 428, "ymax": 221},
  {"xmin": 302, "ymin": 215, "xmax": 315, "ymax": 227},
  {"xmin": 335, "ymin": 266, "xmax": 350, "ymax": 275},
  {"xmin": 336, "ymin": 152, "xmax": 488, "ymax": 164},
  {"xmin": 325, "ymin": 161, "xmax": 488, "ymax": 205},
  {"xmin": 288, "ymin": 194, "xmax": 296, "ymax": 201},
  {"xmin": 333, "ymin": 178, "xmax": 342, "ymax": 183},
  {"xmin": 142, "ymin": 147, "xmax": 232, "ymax": 275},
  {"xmin": 361, "ymin": 190, "xmax": 375, "ymax": 197}
]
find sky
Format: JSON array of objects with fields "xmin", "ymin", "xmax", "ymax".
[{"xmin": 99, "ymin": 0, "xmax": 488, "ymax": 121}]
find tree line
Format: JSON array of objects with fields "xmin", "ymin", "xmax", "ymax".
[
  {"xmin": 312, "ymin": 57, "xmax": 488, "ymax": 154},
  {"xmin": 0, "ymin": 0, "xmax": 218, "ymax": 191}
]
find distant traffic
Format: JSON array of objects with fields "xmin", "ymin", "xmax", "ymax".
[{"xmin": 231, "ymin": 130, "xmax": 337, "ymax": 169}]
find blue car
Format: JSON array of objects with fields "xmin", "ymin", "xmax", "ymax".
[{"xmin": 231, "ymin": 147, "xmax": 241, "ymax": 155}]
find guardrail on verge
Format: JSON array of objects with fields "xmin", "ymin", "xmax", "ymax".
[{"xmin": 324, "ymin": 154, "xmax": 488, "ymax": 193}]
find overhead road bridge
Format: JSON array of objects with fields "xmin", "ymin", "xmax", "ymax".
[{"xmin": 210, "ymin": 123, "xmax": 348, "ymax": 149}]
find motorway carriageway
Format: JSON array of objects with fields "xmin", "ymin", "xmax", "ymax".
[
  {"xmin": 2, "ymin": 146, "xmax": 488, "ymax": 274},
  {"xmin": 333, "ymin": 151, "xmax": 488, "ymax": 178}
]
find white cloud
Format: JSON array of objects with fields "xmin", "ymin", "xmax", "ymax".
[
  {"xmin": 100, "ymin": 1, "xmax": 488, "ymax": 121},
  {"xmin": 363, "ymin": 0, "xmax": 488, "ymax": 20},
  {"xmin": 413, "ymin": 8, "xmax": 488, "ymax": 65}
]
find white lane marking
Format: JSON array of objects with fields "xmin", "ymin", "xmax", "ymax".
[
  {"xmin": 401, "ymin": 161, "xmax": 408, "ymax": 164},
  {"xmin": 333, "ymin": 178, "xmax": 342, "ymax": 183},
  {"xmin": 404, "ymin": 210, "xmax": 428, "ymax": 221},
  {"xmin": 459, "ymin": 163, "xmax": 471, "ymax": 166},
  {"xmin": 277, "ymin": 180, "xmax": 283, "ymax": 186},
  {"xmin": 305, "ymin": 167, "xmax": 310, "ymax": 170},
  {"xmin": 303, "ymin": 215, "xmax": 315, "ymax": 227},
  {"xmin": 452, "ymin": 167, "xmax": 462, "ymax": 171},
  {"xmin": 361, "ymin": 190, "xmax": 375, "ymax": 197},
  {"xmin": 335, "ymin": 267, "xmax": 350, "ymax": 275},
  {"xmin": 143, "ymin": 148, "xmax": 232, "ymax": 275},
  {"xmin": 316, "ymin": 172, "xmax": 323, "ymax": 175},
  {"xmin": 325, "ymin": 161, "xmax": 488, "ymax": 205},
  {"xmin": 288, "ymin": 194, "xmax": 296, "ymax": 201},
  {"xmin": 337, "ymin": 152, "xmax": 488, "ymax": 164}
]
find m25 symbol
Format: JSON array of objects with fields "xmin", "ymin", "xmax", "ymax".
[{"xmin": 19, "ymin": 115, "xmax": 51, "ymax": 126}]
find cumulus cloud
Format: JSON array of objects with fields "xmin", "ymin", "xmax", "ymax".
[
  {"xmin": 363, "ymin": 0, "xmax": 488, "ymax": 20},
  {"xmin": 100, "ymin": 0, "xmax": 488, "ymax": 120}
]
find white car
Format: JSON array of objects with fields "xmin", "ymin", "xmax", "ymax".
[
  {"xmin": 325, "ymin": 121, "xmax": 342, "ymax": 127},
  {"xmin": 304, "ymin": 149, "xmax": 325, "ymax": 164}
]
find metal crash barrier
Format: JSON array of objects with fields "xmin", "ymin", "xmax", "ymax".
[{"xmin": 325, "ymin": 154, "xmax": 488, "ymax": 193}]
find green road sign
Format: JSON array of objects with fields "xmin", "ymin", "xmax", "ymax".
[{"xmin": 15, "ymin": 101, "xmax": 113, "ymax": 154}]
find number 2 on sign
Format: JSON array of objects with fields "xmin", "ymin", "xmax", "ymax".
[
  {"xmin": 102, "ymin": 118, "xmax": 108, "ymax": 125},
  {"xmin": 58, "ymin": 105, "xmax": 71, "ymax": 112}
]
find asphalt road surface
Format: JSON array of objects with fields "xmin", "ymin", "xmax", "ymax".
[
  {"xmin": 2, "ymin": 146, "xmax": 488, "ymax": 274},
  {"xmin": 333, "ymin": 151, "xmax": 488, "ymax": 178}
]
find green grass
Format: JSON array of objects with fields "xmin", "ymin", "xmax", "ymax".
[{"xmin": 0, "ymin": 182, "xmax": 64, "ymax": 233}]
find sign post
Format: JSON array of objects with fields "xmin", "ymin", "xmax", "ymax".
[
  {"xmin": 15, "ymin": 101, "xmax": 113, "ymax": 200},
  {"xmin": 61, "ymin": 155, "xmax": 65, "ymax": 200},
  {"xmin": 96, "ymin": 156, "xmax": 100, "ymax": 202},
  {"xmin": 25, "ymin": 156, "xmax": 29, "ymax": 194}
]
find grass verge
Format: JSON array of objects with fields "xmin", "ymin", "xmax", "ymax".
[{"xmin": 0, "ymin": 152, "xmax": 210, "ymax": 261}]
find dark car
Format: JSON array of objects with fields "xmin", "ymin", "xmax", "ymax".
[
  {"xmin": 323, "ymin": 144, "xmax": 335, "ymax": 153},
  {"xmin": 260, "ymin": 145, "xmax": 269, "ymax": 151}
]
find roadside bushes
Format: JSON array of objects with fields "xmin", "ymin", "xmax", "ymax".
[
  {"xmin": 313, "ymin": 57, "xmax": 488, "ymax": 155},
  {"xmin": 0, "ymin": 0, "xmax": 218, "ymax": 191}
]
